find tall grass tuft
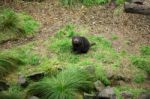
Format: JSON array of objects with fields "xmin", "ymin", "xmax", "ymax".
[
  {"xmin": 27, "ymin": 67, "xmax": 92, "ymax": 99},
  {"xmin": 0, "ymin": 85, "xmax": 23, "ymax": 99},
  {"xmin": 0, "ymin": 8, "xmax": 39, "ymax": 37},
  {"xmin": 0, "ymin": 56, "xmax": 23, "ymax": 77}
]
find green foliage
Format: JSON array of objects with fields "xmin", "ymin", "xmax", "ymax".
[
  {"xmin": 0, "ymin": 56, "xmax": 23, "ymax": 77},
  {"xmin": 60, "ymin": 0, "xmax": 108, "ymax": 6},
  {"xmin": 133, "ymin": 73, "xmax": 145, "ymax": 83},
  {"xmin": 81, "ymin": 0, "xmax": 108, "ymax": 5},
  {"xmin": 95, "ymin": 66, "xmax": 110, "ymax": 85},
  {"xmin": 114, "ymin": 86, "xmax": 145, "ymax": 99},
  {"xmin": 0, "ymin": 85, "xmax": 23, "ymax": 99},
  {"xmin": 115, "ymin": 0, "xmax": 125, "ymax": 5},
  {"xmin": 28, "ymin": 67, "xmax": 92, "ymax": 99},
  {"xmin": 131, "ymin": 56, "xmax": 150, "ymax": 74},
  {"xmin": 0, "ymin": 45, "xmax": 41, "ymax": 66},
  {"xmin": 55, "ymin": 24, "xmax": 77, "ymax": 38},
  {"xmin": 140, "ymin": 46, "xmax": 150, "ymax": 56},
  {"xmin": 0, "ymin": 9, "xmax": 19, "ymax": 31},
  {"xmin": 0, "ymin": 8, "xmax": 39, "ymax": 42}
]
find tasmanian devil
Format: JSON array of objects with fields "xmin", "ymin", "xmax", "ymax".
[{"xmin": 72, "ymin": 36, "xmax": 95, "ymax": 54}]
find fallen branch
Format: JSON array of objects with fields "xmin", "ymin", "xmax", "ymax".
[{"xmin": 124, "ymin": 2, "xmax": 150, "ymax": 15}]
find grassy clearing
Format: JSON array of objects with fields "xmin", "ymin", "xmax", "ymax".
[
  {"xmin": 0, "ymin": 24, "xmax": 149, "ymax": 98},
  {"xmin": 0, "ymin": 8, "xmax": 39, "ymax": 43}
]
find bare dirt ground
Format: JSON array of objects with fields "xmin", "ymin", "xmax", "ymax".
[{"xmin": 0, "ymin": 0, "xmax": 150, "ymax": 55}]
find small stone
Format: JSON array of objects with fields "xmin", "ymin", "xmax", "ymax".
[
  {"xmin": 138, "ymin": 92, "xmax": 150, "ymax": 99},
  {"xmin": 27, "ymin": 72, "xmax": 45, "ymax": 81},
  {"xmin": 98, "ymin": 86, "xmax": 116, "ymax": 99},
  {"xmin": 83, "ymin": 93, "xmax": 96, "ymax": 99},
  {"xmin": 0, "ymin": 81, "xmax": 9, "ymax": 91},
  {"xmin": 18, "ymin": 74, "xmax": 29, "ymax": 88},
  {"xmin": 121, "ymin": 91, "xmax": 133, "ymax": 99},
  {"xmin": 94, "ymin": 80, "xmax": 105, "ymax": 92}
]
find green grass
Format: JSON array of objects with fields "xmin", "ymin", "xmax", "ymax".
[
  {"xmin": 60, "ymin": 0, "xmax": 108, "ymax": 6},
  {"xmin": 0, "ymin": 43, "xmax": 41, "ymax": 66},
  {"xmin": 114, "ymin": 86, "xmax": 146, "ymax": 99},
  {"xmin": 0, "ymin": 8, "xmax": 39, "ymax": 43},
  {"xmin": 140, "ymin": 45, "xmax": 150, "ymax": 56},
  {"xmin": 0, "ymin": 24, "xmax": 147, "ymax": 98},
  {"xmin": 27, "ymin": 67, "xmax": 92, "ymax": 99},
  {"xmin": 0, "ymin": 56, "xmax": 24, "ymax": 77},
  {"xmin": 131, "ymin": 45, "xmax": 150, "ymax": 75},
  {"xmin": 133, "ymin": 73, "xmax": 145, "ymax": 83},
  {"xmin": 0, "ymin": 85, "xmax": 24, "ymax": 99}
]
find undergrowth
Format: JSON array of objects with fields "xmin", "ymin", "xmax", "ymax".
[
  {"xmin": 60, "ymin": 0, "xmax": 108, "ymax": 6},
  {"xmin": 131, "ymin": 45, "xmax": 150, "ymax": 75},
  {"xmin": 27, "ymin": 67, "xmax": 92, "ymax": 99},
  {"xmin": 0, "ymin": 8, "xmax": 39, "ymax": 42},
  {"xmin": 114, "ymin": 86, "xmax": 146, "ymax": 99}
]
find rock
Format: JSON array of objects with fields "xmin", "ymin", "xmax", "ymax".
[
  {"xmin": 0, "ymin": 81, "xmax": 9, "ymax": 91},
  {"xmin": 108, "ymin": 74, "xmax": 131, "ymax": 86},
  {"xmin": 138, "ymin": 92, "xmax": 150, "ymax": 99},
  {"xmin": 94, "ymin": 80, "xmax": 105, "ymax": 92},
  {"xmin": 98, "ymin": 86, "xmax": 116, "ymax": 99},
  {"xmin": 83, "ymin": 93, "xmax": 96, "ymax": 99},
  {"xmin": 27, "ymin": 72, "xmax": 45, "ymax": 81},
  {"xmin": 28, "ymin": 96, "xmax": 40, "ymax": 99},
  {"xmin": 121, "ymin": 91, "xmax": 133, "ymax": 99},
  {"xmin": 18, "ymin": 74, "xmax": 29, "ymax": 88}
]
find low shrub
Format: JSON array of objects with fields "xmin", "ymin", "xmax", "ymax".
[
  {"xmin": 0, "ymin": 8, "xmax": 39, "ymax": 42},
  {"xmin": 27, "ymin": 67, "xmax": 92, "ymax": 99}
]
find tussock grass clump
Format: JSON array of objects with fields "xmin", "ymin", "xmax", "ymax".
[
  {"xmin": 0, "ymin": 8, "xmax": 39, "ymax": 35},
  {"xmin": 0, "ymin": 56, "xmax": 23, "ymax": 77},
  {"xmin": 27, "ymin": 67, "xmax": 92, "ymax": 99},
  {"xmin": 0, "ymin": 8, "xmax": 39, "ymax": 42},
  {"xmin": 0, "ymin": 85, "xmax": 23, "ymax": 99},
  {"xmin": 95, "ymin": 66, "xmax": 110, "ymax": 85},
  {"xmin": 0, "ymin": 45, "xmax": 41, "ymax": 66}
]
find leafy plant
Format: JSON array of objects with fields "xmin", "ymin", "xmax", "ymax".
[{"xmin": 27, "ymin": 67, "xmax": 92, "ymax": 99}]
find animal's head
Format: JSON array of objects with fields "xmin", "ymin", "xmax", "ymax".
[{"xmin": 72, "ymin": 36, "xmax": 81, "ymax": 45}]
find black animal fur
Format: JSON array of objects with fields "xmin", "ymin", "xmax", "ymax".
[{"xmin": 72, "ymin": 36, "xmax": 95, "ymax": 53}]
